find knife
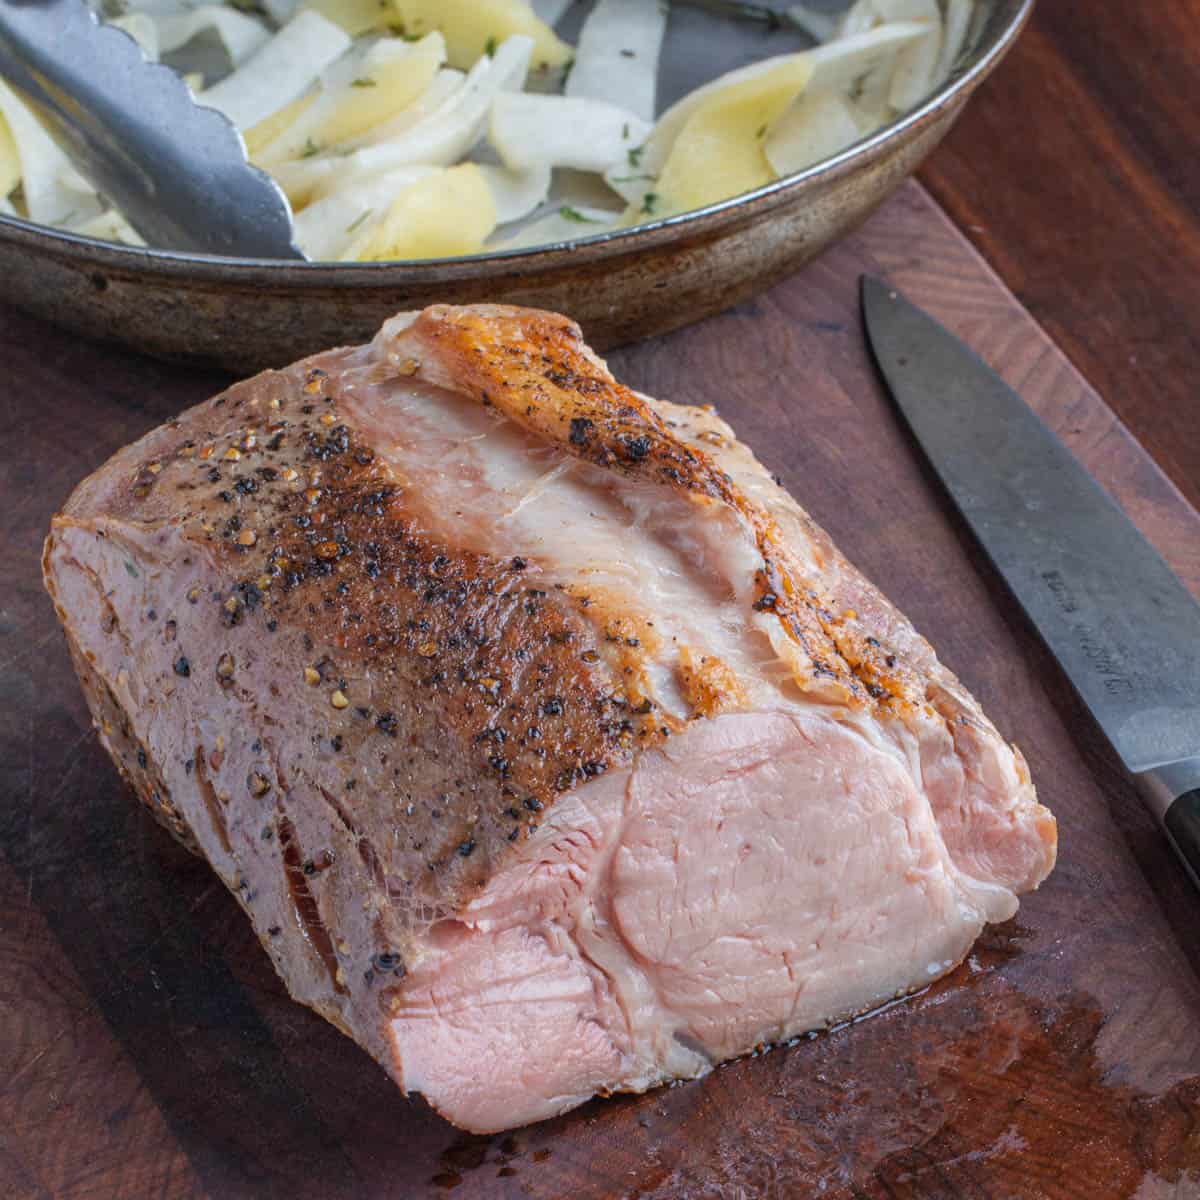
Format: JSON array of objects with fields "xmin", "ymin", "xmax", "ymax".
[{"xmin": 861, "ymin": 276, "xmax": 1200, "ymax": 891}]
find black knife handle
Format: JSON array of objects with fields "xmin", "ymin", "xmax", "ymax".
[{"xmin": 1165, "ymin": 791, "xmax": 1200, "ymax": 891}]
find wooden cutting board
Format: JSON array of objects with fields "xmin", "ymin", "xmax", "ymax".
[{"xmin": 2, "ymin": 181, "xmax": 1199, "ymax": 1200}]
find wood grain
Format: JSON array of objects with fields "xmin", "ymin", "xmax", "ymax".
[
  {"xmin": 1, "ymin": 182, "xmax": 1199, "ymax": 1199},
  {"xmin": 920, "ymin": 0, "xmax": 1200, "ymax": 514}
]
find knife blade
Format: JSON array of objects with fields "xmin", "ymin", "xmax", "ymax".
[{"xmin": 861, "ymin": 275, "xmax": 1200, "ymax": 890}]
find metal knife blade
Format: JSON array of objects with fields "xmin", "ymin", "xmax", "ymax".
[{"xmin": 861, "ymin": 275, "xmax": 1200, "ymax": 889}]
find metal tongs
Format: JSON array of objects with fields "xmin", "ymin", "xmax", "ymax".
[{"xmin": 0, "ymin": 0, "xmax": 301, "ymax": 257}]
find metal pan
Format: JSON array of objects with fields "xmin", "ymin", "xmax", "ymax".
[{"xmin": 0, "ymin": 0, "xmax": 1032, "ymax": 373}]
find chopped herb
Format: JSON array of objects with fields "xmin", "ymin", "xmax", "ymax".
[
  {"xmin": 627, "ymin": 145, "xmax": 644, "ymax": 167},
  {"xmin": 346, "ymin": 208, "xmax": 373, "ymax": 234},
  {"xmin": 609, "ymin": 173, "xmax": 655, "ymax": 183},
  {"xmin": 622, "ymin": 122, "xmax": 630, "ymax": 139},
  {"xmin": 756, "ymin": 123, "xmax": 767, "ymax": 138},
  {"xmin": 620, "ymin": 48, "xmax": 636, "ymax": 58},
  {"xmin": 301, "ymin": 138, "xmax": 321, "ymax": 159},
  {"xmin": 559, "ymin": 205, "xmax": 602, "ymax": 223},
  {"xmin": 350, "ymin": 77, "xmax": 377, "ymax": 88},
  {"xmin": 640, "ymin": 192, "xmax": 660, "ymax": 216},
  {"xmin": 124, "ymin": 561, "xmax": 139, "ymax": 578},
  {"xmin": 484, "ymin": 35, "xmax": 498, "ymax": 57}
]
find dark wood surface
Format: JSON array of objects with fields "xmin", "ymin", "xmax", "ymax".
[
  {"xmin": 3, "ymin": 180, "xmax": 1199, "ymax": 1199},
  {"xmin": 920, "ymin": 0, "xmax": 1200, "ymax": 514}
]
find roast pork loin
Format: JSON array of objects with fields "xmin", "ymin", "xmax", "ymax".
[{"xmin": 44, "ymin": 305, "xmax": 1056, "ymax": 1132}]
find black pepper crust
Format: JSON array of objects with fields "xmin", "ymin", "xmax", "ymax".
[
  {"xmin": 255, "ymin": 400, "xmax": 662, "ymax": 812},
  {"xmin": 48, "ymin": 342, "xmax": 665, "ymax": 915}
]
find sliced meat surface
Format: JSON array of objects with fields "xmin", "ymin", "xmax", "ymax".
[{"xmin": 43, "ymin": 304, "xmax": 1056, "ymax": 1132}]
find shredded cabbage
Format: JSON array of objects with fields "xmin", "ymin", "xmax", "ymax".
[
  {"xmin": 477, "ymin": 162, "xmax": 553, "ymax": 224},
  {"xmin": 566, "ymin": 0, "xmax": 668, "ymax": 123},
  {"xmin": 198, "ymin": 11, "xmax": 351, "ymax": 131},
  {"xmin": 0, "ymin": 80, "xmax": 82, "ymax": 225},
  {"xmin": 156, "ymin": 7, "xmax": 271, "ymax": 65},
  {"xmin": 491, "ymin": 202, "xmax": 619, "ymax": 251},
  {"xmin": 490, "ymin": 93, "xmax": 649, "ymax": 173}
]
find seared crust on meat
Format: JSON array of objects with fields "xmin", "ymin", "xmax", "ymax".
[{"xmin": 392, "ymin": 304, "xmax": 925, "ymax": 711}]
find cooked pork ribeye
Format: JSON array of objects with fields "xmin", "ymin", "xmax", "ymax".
[{"xmin": 44, "ymin": 305, "xmax": 1056, "ymax": 1133}]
